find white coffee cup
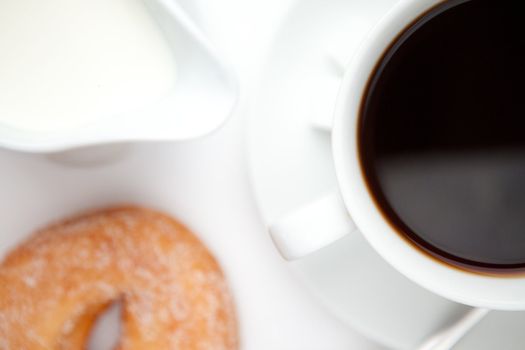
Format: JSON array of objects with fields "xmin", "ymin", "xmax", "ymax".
[{"xmin": 270, "ymin": 0, "xmax": 525, "ymax": 311}]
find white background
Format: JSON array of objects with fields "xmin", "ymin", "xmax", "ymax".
[{"xmin": 0, "ymin": 0, "xmax": 385, "ymax": 348}]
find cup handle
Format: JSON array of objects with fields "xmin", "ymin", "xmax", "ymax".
[
  {"xmin": 308, "ymin": 61, "xmax": 345, "ymax": 131},
  {"xmin": 310, "ymin": 0, "xmax": 398, "ymax": 131},
  {"xmin": 270, "ymin": 192, "xmax": 358, "ymax": 260}
]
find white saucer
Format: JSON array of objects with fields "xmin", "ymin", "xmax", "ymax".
[{"xmin": 246, "ymin": 0, "xmax": 525, "ymax": 348}]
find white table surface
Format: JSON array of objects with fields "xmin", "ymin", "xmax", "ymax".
[
  {"xmin": 0, "ymin": 1, "xmax": 387, "ymax": 349},
  {"xmin": 165, "ymin": 0, "xmax": 387, "ymax": 349}
]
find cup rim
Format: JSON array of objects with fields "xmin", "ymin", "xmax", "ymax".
[{"xmin": 332, "ymin": 0, "xmax": 525, "ymax": 310}]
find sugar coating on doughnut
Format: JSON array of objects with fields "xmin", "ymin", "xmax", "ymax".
[{"xmin": 0, "ymin": 206, "xmax": 238, "ymax": 349}]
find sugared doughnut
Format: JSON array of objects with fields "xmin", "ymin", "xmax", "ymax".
[{"xmin": 0, "ymin": 206, "xmax": 238, "ymax": 349}]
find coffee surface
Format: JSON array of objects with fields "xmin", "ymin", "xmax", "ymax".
[{"xmin": 359, "ymin": 0, "xmax": 525, "ymax": 272}]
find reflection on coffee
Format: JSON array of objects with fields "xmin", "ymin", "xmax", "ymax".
[{"xmin": 358, "ymin": 0, "xmax": 525, "ymax": 273}]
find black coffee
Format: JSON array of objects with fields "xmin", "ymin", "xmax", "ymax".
[{"xmin": 359, "ymin": 0, "xmax": 525, "ymax": 273}]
